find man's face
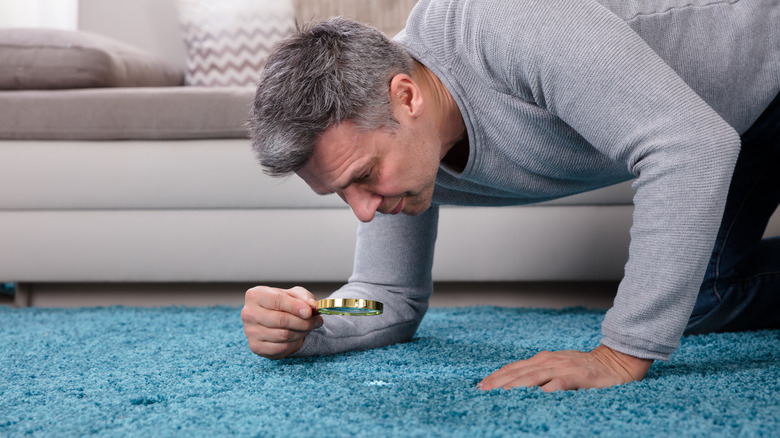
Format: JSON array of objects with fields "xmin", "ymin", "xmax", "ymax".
[{"xmin": 296, "ymin": 120, "xmax": 441, "ymax": 222}]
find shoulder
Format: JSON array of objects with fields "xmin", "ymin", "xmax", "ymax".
[{"xmin": 397, "ymin": 0, "xmax": 552, "ymax": 94}]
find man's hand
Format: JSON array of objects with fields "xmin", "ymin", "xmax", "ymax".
[
  {"xmin": 241, "ymin": 286, "xmax": 324, "ymax": 360},
  {"xmin": 477, "ymin": 345, "xmax": 653, "ymax": 392}
]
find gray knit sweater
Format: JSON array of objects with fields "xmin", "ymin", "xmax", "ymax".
[{"xmin": 294, "ymin": 0, "xmax": 780, "ymax": 360}]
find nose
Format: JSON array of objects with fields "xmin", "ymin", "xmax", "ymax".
[{"xmin": 341, "ymin": 186, "xmax": 382, "ymax": 222}]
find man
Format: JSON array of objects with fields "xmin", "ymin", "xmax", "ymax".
[{"xmin": 241, "ymin": 0, "xmax": 780, "ymax": 391}]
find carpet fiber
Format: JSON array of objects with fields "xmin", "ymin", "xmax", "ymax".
[{"xmin": 2, "ymin": 305, "xmax": 779, "ymax": 437}]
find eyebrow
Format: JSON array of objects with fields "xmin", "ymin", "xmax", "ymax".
[{"xmin": 309, "ymin": 164, "xmax": 368, "ymax": 196}]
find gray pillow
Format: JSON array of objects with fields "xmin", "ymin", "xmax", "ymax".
[{"xmin": 0, "ymin": 28, "xmax": 184, "ymax": 90}]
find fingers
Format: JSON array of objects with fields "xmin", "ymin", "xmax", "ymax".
[
  {"xmin": 241, "ymin": 286, "xmax": 324, "ymax": 360},
  {"xmin": 253, "ymin": 285, "xmax": 317, "ymax": 320},
  {"xmin": 478, "ymin": 351, "xmax": 563, "ymax": 391},
  {"xmin": 478, "ymin": 347, "xmax": 652, "ymax": 392},
  {"xmin": 477, "ymin": 348, "xmax": 641, "ymax": 392}
]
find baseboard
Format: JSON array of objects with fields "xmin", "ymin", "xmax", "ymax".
[{"xmin": 10, "ymin": 281, "xmax": 619, "ymax": 309}]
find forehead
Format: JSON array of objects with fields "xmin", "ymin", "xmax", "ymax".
[{"xmin": 297, "ymin": 121, "xmax": 375, "ymax": 194}]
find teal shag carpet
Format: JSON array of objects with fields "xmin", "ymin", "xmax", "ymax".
[{"xmin": 1, "ymin": 305, "xmax": 779, "ymax": 437}]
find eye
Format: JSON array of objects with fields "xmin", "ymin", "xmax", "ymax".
[{"xmin": 356, "ymin": 170, "xmax": 372, "ymax": 182}]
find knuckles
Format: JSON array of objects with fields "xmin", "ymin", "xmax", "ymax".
[
  {"xmin": 276, "ymin": 328, "xmax": 297, "ymax": 342},
  {"xmin": 245, "ymin": 286, "xmax": 284, "ymax": 309},
  {"xmin": 239, "ymin": 305, "xmax": 255, "ymax": 324},
  {"xmin": 272, "ymin": 311, "xmax": 291, "ymax": 329}
]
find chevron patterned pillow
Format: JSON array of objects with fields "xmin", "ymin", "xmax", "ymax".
[{"xmin": 176, "ymin": 0, "xmax": 295, "ymax": 87}]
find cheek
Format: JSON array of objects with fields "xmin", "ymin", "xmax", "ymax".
[
  {"xmin": 400, "ymin": 157, "xmax": 437, "ymax": 188},
  {"xmin": 421, "ymin": 151, "xmax": 442, "ymax": 183},
  {"xmin": 386, "ymin": 134, "xmax": 440, "ymax": 190}
]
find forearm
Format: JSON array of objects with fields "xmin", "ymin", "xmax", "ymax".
[
  {"xmin": 291, "ymin": 281, "xmax": 430, "ymax": 357},
  {"xmin": 601, "ymin": 120, "xmax": 740, "ymax": 360},
  {"xmin": 291, "ymin": 207, "xmax": 439, "ymax": 357}
]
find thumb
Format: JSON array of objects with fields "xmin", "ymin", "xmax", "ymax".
[{"xmin": 287, "ymin": 286, "xmax": 318, "ymax": 314}]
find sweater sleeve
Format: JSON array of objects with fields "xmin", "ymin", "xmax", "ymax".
[
  {"xmin": 466, "ymin": 0, "xmax": 740, "ymax": 360},
  {"xmin": 292, "ymin": 206, "xmax": 439, "ymax": 357}
]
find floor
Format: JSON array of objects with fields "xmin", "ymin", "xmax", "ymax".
[{"xmin": 2, "ymin": 281, "xmax": 618, "ymax": 309}]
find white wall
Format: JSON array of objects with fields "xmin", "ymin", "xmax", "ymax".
[
  {"xmin": 0, "ymin": 0, "xmax": 78, "ymax": 29},
  {"xmin": 77, "ymin": 0, "xmax": 186, "ymax": 66}
]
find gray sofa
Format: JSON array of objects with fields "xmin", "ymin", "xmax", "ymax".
[{"xmin": 3, "ymin": 0, "xmax": 775, "ymax": 306}]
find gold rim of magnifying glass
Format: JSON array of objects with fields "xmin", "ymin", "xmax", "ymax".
[{"xmin": 316, "ymin": 298, "xmax": 383, "ymax": 315}]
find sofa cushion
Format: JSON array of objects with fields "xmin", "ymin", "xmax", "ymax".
[
  {"xmin": 0, "ymin": 139, "xmax": 344, "ymax": 210},
  {"xmin": 176, "ymin": 0, "xmax": 295, "ymax": 87},
  {"xmin": 0, "ymin": 87, "xmax": 254, "ymax": 140},
  {"xmin": 0, "ymin": 136, "xmax": 636, "ymax": 211},
  {"xmin": 0, "ymin": 28, "xmax": 184, "ymax": 90}
]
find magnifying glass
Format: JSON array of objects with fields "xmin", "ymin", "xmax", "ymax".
[{"xmin": 316, "ymin": 298, "xmax": 383, "ymax": 316}]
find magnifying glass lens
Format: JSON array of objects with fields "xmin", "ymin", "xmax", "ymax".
[{"xmin": 316, "ymin": 298, "xmax": 383, "ymax": 316}]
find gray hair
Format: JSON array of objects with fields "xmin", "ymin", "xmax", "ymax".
[{"xmin": 249, "ymin": 17, "xmax": 415, "ymax": 177}]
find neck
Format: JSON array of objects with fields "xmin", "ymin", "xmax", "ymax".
[{"xmin": 412, "ymin": 62, "xmax": 466, "ymax": 159}]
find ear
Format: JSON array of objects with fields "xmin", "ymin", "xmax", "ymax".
[{"xmin": 389, "ymin": 74, "xmax": 424, "ymax": 119}]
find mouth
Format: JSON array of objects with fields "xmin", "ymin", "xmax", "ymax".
[{"xmin": 388, "ymin": 198, "xmax": 404, "ymax": 215}]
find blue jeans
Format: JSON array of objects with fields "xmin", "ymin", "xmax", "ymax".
[{"xmin": 685, "ymin": 92, "xmax": 780, "ymax": 334}]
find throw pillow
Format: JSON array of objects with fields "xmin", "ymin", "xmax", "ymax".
[
  {"xmin": 0, "ymin": 28, "xmax": 184, "ymax": 90},
  {"xmin": 176, "ymin": 0, "xmax": 296, "ymax": 87}
]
